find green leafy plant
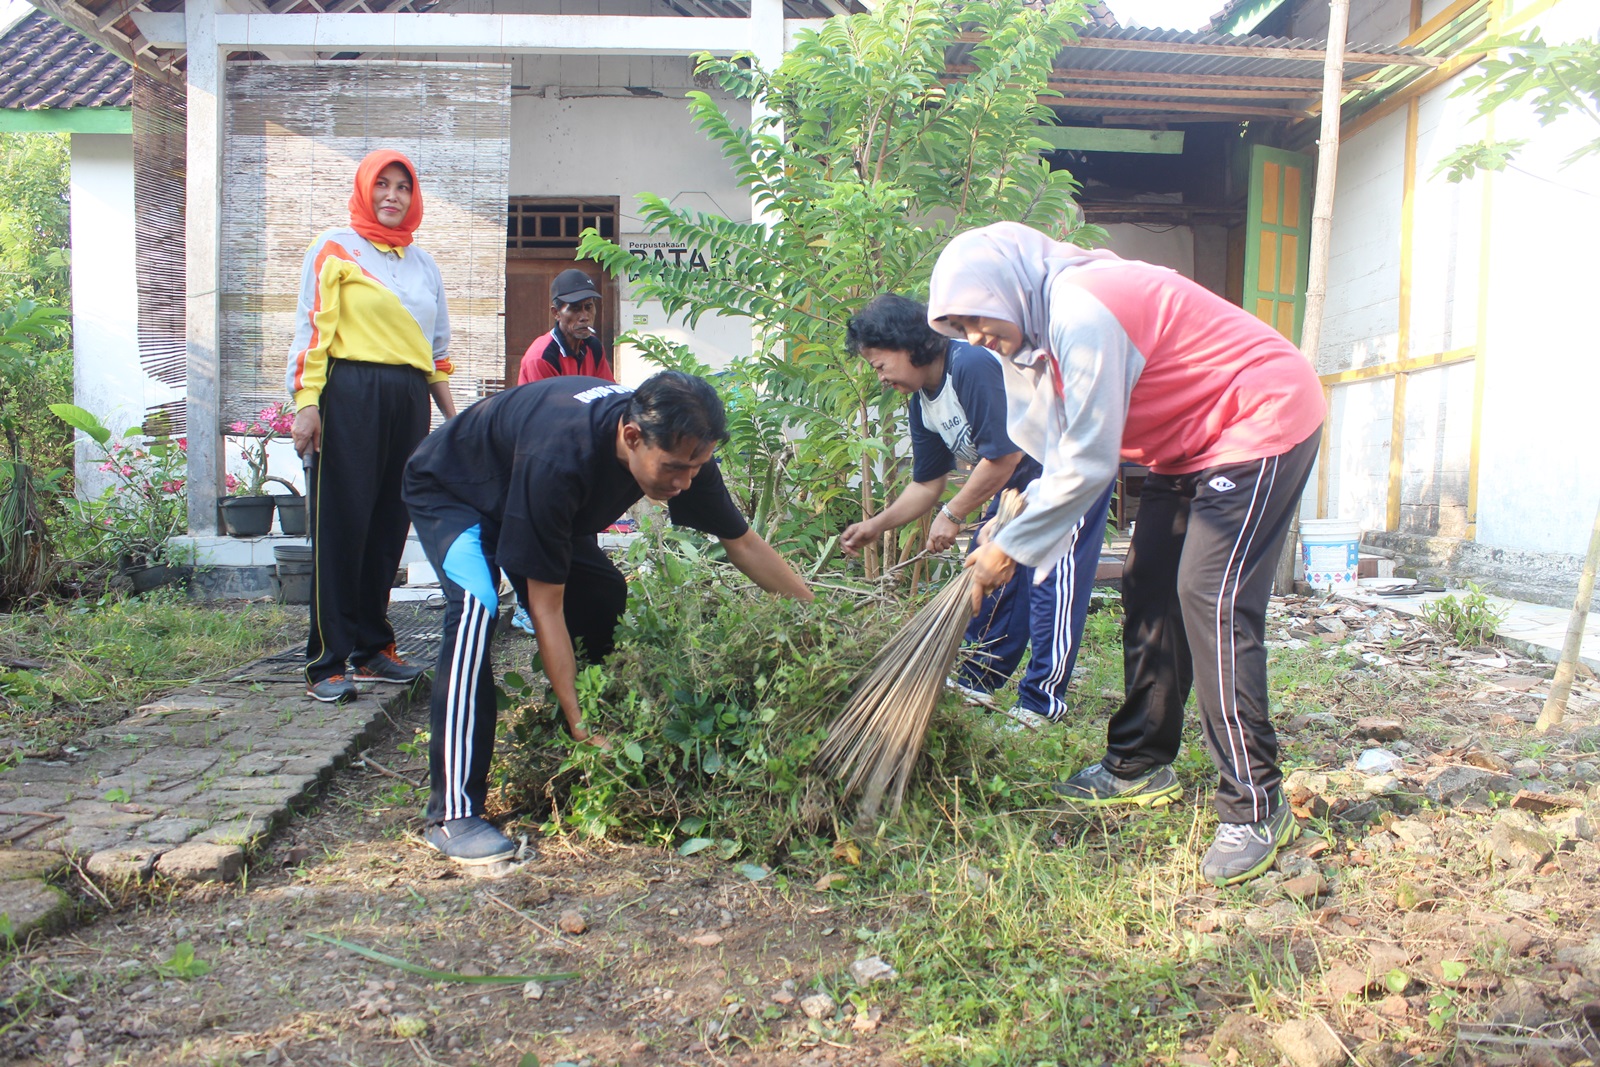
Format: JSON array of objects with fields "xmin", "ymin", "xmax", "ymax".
[
  {"xmin": 1437, "ymin": 31, "xmax": 1600, "ymax": 182},
  {"xmin": 51, "ymin": 404, "xmax": 187, "ymax": 569},
  {"xmin": 0, "ymin": 301, "xmax": 68, "ymax": 604},
  {"xmin": 577, "ymin": 0, "xmax": 1097, "ymax": 576},
  {"xmin": 1420, "ymin": 581, "xmax": 1509, "ymax": 646},
  {"xmin": 154, "ymin": 942, "xmax": 212, "ymax": 980}
]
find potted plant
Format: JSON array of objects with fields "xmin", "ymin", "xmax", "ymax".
[
  {"xmin": 51, "ymin": 404, "xmax": 193, "ymax": 591},
  {"xmin": 220, "ymin": 402, "xmax": 294, "ymax": 538}
]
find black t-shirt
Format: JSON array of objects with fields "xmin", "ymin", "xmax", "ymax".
[
  {"xmin": 404, "ymin": 377, "xmax": 749, "ymax": 583},
  {"xmin": 908, "ymin": 339, "xmax": 1041, "ymax": 492}
]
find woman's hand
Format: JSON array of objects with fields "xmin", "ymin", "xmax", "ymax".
[
  {"xmin": 926, "ymin": 511, "xmax": 962, "ymax": 553},
  {"xmin": 292, "ymin": 405, "xmax": 322, "ymax": 458},
  {"xmin": 570, "ymin": 723, "xmax": 611, "ymax": 751},
  {"xmin": 963, "ymin": 542, "xmax": 1016, "ymax": 614},
  {"xmin": 840, "ymin": 517, "xmax": 880, "ymax": 556}
]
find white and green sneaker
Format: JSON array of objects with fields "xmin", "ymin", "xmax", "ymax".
[
  {"xmin": 1200, "ymin": 803, "xmax": 1300, "ymax": 886},
  {"xmin": 1053, "ymin": 763, "xmax": 1182, "ymax": 809}
]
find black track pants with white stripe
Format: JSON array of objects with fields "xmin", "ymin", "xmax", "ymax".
[
  {"xmin": 1103, "ymin": 427, "xmax": 1321, "ymax": 825},
  {"xmin": 408, "ymin": 505, "xmax": 502, "ymax": 825}
]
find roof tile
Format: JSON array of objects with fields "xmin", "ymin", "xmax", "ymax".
[{"xmin": 0, "ymin": 8, "xmax": 131, "ymax": 111}]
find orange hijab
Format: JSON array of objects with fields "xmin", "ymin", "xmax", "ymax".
[{"xmin": 348, "ymin": 149, "xmax": 423, "ymax": 247}]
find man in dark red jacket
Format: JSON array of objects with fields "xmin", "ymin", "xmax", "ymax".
[{"xmin": 517, "ymin": 268, "xmax": 615, "ymax": 385}]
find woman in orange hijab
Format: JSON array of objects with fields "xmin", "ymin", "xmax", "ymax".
[{"xmin": 285, "ymin": 149, "xmax": 457, "ymax": 705}]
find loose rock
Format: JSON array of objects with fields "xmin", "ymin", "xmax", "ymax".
[
  {"xmin": 154, "ymin": 843, "xmax": 244, "ymax": 883},
  {"xmin": 558, "ymin": 909, "xmax": 587, "ymax": 935},
  {"xmin": 848, "ymin": 956, "xmax": 897, "ymax": 985},
  {"xmin": 1485, "ymin": 823, "xmax": 1554, "ymax": 870},
  {"xmin": 1273, "ymin": 1017, "xmax": 1345, "ymax": 1067},
  {"xmin": 1424, "ymin": 766, "xmax": 1512, "ymax": 807},
  {"xmin": 799, "ymin": 992, "xmax": 835, "ymax": 1020},
  {"xmin": 1354, "ymin": 718, "xmax": 1404, "ymax": 741},
  {"xmin": 1282, "ymin": 873, "xmax": 1329, "ymax": 901}
]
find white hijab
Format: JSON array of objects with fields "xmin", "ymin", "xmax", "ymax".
[{"xmin": 926, "ymin": 221, "xmax": 1121, "ymax": 369}]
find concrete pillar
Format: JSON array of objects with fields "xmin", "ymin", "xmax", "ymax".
[{"xmin": 185, "ymin": 0, "xmax": 223, "ymax": 534}]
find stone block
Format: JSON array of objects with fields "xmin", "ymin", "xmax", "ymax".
[
  {"xmin": 1423, "ymin": 765, "xmax": 1512, "ymax": 806},
  {"xmin": 136, "ymin": 817, "xmax": 208, "ymax": 845},
  {"xmin": 0, "ymin": 879, "xmax": 72, "ymax": 938},
  {"xmin": 0, "ymin": 849, "xmax": 67, "ymax": 882},
  {"xmin": 191, "ymin": 817, "xmax": 273, "ymax": 846},
  {"xmin": 154, "ymin": 842, "xmax": 245, "ymax": 883},
  {"xmin": 226, "ymin": 753, "xmax": 285, "ymax": 775},
  {"xmin": 86, "ymin": 846, "xmax": 160, "ymax": 882}
]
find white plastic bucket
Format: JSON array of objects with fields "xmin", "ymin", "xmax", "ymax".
[{"xmin": 1300, "ymin": 519, "xmax": 1361, "ymax": 593}]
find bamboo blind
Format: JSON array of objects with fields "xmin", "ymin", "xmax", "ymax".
[
  {"xmin": 220, "ymin": 61, "xmax": 511, "ymax": 425},
  {"xmin": 132, "ymin": 71, "xmax": 189, "ymax": 435}
]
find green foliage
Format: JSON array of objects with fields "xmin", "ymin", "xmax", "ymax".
[
  {"xmin": 577, "ymin": 0, "xmax": 1097, "ymax": 575},
  {"xmin": 0, "ymin": 134, "xmax": 70, "ymax": 308},
  {"xmin": 1420, "ymin": 581, "xmax": 1509, "ymax": 646},
  {"xmin": 0, "ymin": 302, "xmax": 70, "ymax": 603},
  {"xmin": 153, "ymin": 943, "xmax": 211, "ymax": 980},
  {"xmin": 1438, "ymin": 31, "xmax": 1600, "ymax": 181},
  {"xmin": 51, "ymin": 404, "xmax": 187, "ymax": 568}
]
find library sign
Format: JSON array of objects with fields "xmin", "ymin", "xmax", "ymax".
[{"xmin": 621, "ymin": 235, "xmax": 712, "ymax": 273}]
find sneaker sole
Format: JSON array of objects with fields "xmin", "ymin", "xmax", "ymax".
[
  {"xmin": 353, "ymin": 674, "xmax": 424, "ymax": 685},
  {"xmin": 1207, "ymin": 820, "xmax": 1301, "ymax": 887},
  {"xmin": 421, "ymin": 837, "xmax": 516, "ymax": 866},
  {"xmin": 306, "ymin": 689, "xmax": 357, "ymax": 704},
  {"xmin": 1056, "ymin": 782, "xmax": 1183, "ymax": 810}
]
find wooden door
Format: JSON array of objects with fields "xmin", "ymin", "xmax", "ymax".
[
  {"xmin": 1242, "ymin": 145, "xmax": 1313, "ymax": 344},
  {"xmin": 505, "ymin": 258, "xmax": 618, "ymax": 387}
]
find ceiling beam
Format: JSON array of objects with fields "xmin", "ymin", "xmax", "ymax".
[
  {"xmin": 131, "ymin": 10, "xmax": 826, "ymax": 54},
  {"xmin": 956, "ymin": 31, "xmax": 1441, "ymax": 68},
  {"xmin": 1047, "ymin": 95, "xmax": 1306, "ymax": 118}
]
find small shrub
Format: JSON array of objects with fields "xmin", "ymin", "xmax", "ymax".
[{"xmin": 1420, "ymin": 582, "xmax": 1508, "ymax": 647}]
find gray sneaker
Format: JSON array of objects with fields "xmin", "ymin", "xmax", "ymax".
[
  {"xmin": 423, "ymin": 816, "xmax": 516, "ymax": 866},
  {"xmin": 1053, "ymin": 763, "xmax": 1181, "ymax": 808},
  {"xmin": 1201, "ymin": 803, "xmax": 1300, "ymax": 886}
]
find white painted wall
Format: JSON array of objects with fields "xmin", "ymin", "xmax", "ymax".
[
  {"xmin": 1102, "ymin": 223, "xmax": 1195, "ymax": 278},
  {"xmin": 68, "ymin": 134, "xmax": 179, "ymax": 498},
  {"xmin": 509, "ymin": 90, "xmax": 753, "ymax": 386},
  {"xmin": 1468, "ymin": 0, "xmax": 1600, "ymax": 555},
  {"xmin": 1314, "ymin": 0, "xmax": 1600, "ymax": 557}
]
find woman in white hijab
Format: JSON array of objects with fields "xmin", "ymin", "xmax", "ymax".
[{"xmin": 927, "ymin": 221, "xmax": 1325, "ymax": 887}]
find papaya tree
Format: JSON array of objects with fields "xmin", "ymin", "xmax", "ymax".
[{"xmin": 578, "ymin": 0, "xmax": 1099, "ymax": 578}]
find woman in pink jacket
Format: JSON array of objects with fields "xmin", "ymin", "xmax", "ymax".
[{"xmin": 928, "ymin": 221, "xmax": 1324, "ymax": 886}]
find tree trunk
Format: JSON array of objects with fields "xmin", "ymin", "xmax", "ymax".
[{"xmin": 1537, "ymin": 495, "xmax": 1600, "ymax": 732}]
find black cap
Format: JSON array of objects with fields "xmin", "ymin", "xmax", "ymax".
[{"xmin": 551, "ymin": 268, "xmax": 602, "ymax": 305}]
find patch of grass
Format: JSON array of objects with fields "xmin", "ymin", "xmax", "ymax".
[{"xmin": 0, "ymin": 592, "xmax": 301, "ymax": 752}]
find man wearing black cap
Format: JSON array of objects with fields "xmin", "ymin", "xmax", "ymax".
[{"xmin": 518, "ymin": 267, "xmax": 614, "ymax": 385}]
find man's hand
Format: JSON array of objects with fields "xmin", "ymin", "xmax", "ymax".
[
  {"xmin": 569, "ymin": 723, "xmax": 612, "ymax": 751},
  {"xmin": 292, "ymin": 405, "xmax": 322, "ymax": 458},
  {"xmin": 926, "ymin": 510, "xmax": 963, "ymax": 553},
  {"xmin": 963, "ymin": 542, "xmax": 1016, "ymax": 614},
  {"xmin": 840, "ymin": 517, "xmax": 879, "ymax": 556}
]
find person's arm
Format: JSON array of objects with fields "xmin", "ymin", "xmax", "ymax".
[
  {"xmin": 991, "ymin": 287, "xmax": 1135, "ymax": 573},
  {"xmin": 429, "ymin": 380, "xmax": 457, "ymax": 419},
  {"xmin": 719, "ymin": 530, "xmax": 814, "ymax": 601},
  {"xmin": 927, "ymin": 452, "xmax": 1022, "ymax": 552},
  {"xmin": 524, "ymin": 577, "xmax": 606, "ymax": 746},
  {"xmin": 840, "ymin": 477, "xmax": 946, "ymax": 555},
  {"xmin": 287, "ymin": 237, "xmax": 339, "ymax": 457}
]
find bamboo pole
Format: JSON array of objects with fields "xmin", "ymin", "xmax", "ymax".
[
  {"xmin": 1536, "ymin": 496, "xmax": 1600, "ymax": 732},
  {"xmin": 1276, "ymin": 0, "xmax": 1351, "ymax": 594}
]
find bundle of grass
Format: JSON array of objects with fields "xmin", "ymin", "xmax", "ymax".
[{"xmin": 816, "ymin": 490, "xmax": 1023, "ymax": 822}]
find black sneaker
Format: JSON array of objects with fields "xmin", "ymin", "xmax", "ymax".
[
  {"xmin": 354, "ymin": 643, "xmax": 426, "ymax": 684},
  {"xmin": 1053, "ymin": 763, "xmax": 1181, "ymax": 808},
  {"xmin": 1201, "ymin": 802, "xmax": 1300, "ymax": 886},
  {"xmin": 307, "ymin": 675, "xmax": 358, "ymax": 704},
  {"xmin": 423, "ymin": 816, "xmax": 517, "ymax": 866}
]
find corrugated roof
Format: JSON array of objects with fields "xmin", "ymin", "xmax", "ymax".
[
  {"xmin": 0, "ymin": 8, "xmax": 130, "ymax": 110},
  {"xmin": 950, "ymin": 24, "xmax": 1435, "ymax": 125}
]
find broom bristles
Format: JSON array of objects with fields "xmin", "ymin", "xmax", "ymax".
[{"xmin": 816, "ymin": 490, "xmax": 1024, "ymax": 822}]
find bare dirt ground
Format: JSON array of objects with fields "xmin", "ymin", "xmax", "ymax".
[
  {"xmin": 3, "ymin": 595, "xmax": 1600, "ymax": 1067},
  {"xmin": 0, "ymin": 686, "xmax": 904, "ymax": 1067}
]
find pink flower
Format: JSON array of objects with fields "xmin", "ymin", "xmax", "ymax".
[
  {"xmin": 161, "ymin": 479, "xmax": 184, "ymax": 494},
  {"xmin": 229, "ymin": 421, "xmax": 247, "ymax": 434},
  {"xmin": 98, "ymin": 461, "xmax": 114, "ymax": 472},
  {"xmin": 121, "ymin": 465, "xmax": 135, "ymax": 477},
  {"xmin": 225, "ymin": 474, "xmax": 241, "ymax": 492},
  {"xmin": 177, "ymin": 437, "xmax": 188, "ymax": 451}
]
